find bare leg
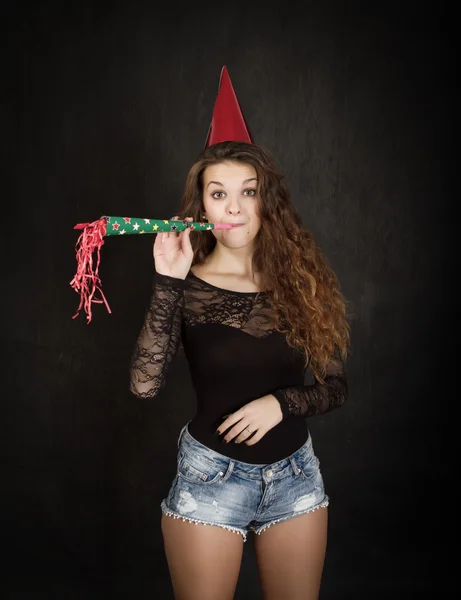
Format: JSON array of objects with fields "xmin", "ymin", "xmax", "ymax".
[
  {"xmin": 254, "ymin": 507, "xmax": 328, "ymax": 600},
  {"xmin": 161, "ymin": 514, "xmax": 244, "ymax": 600}
]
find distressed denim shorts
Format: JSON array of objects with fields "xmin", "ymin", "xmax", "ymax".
[{"xmin": 160, "ymin": 422, "xmax": 329, "ymax": 542}]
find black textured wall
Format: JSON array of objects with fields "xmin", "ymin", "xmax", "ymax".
[{"xmin": 3, "ymin": 2, "xmax": 452, "ymax": 598}]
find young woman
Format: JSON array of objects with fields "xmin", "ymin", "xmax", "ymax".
[{"xmin": 129, "ymin": 140, "xmax": 350, "ymax": 600}]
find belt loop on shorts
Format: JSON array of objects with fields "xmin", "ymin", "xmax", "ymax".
[{"xmin": 290, "ymin": 456, "xmax": 301, "ymax": 476}]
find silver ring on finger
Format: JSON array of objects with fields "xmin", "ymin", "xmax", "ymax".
[{"xmin": 246, "ymin": 427, "xmax": 253, "ymax": 434}]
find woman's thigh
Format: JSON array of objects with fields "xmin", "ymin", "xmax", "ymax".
[
  {"xmin": 161, "ymin": 514, "xmax": 244, "ymax": 600},
  {"xmin": 254, "ymin": 506, "xmax": 328, "ymax": 600}
]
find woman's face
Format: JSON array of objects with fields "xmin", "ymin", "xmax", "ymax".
[{"xmin": 201, "ymin": 160, "xmax": 262, "ymax": 249}]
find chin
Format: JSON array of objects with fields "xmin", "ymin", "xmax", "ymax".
[
  {"xmin": 223, "ymin": 239, "xmax": 257, "ymax": 250},
  {"xmin": 214, "ymin": 228, "xmax": 258, "ymax": 247}
]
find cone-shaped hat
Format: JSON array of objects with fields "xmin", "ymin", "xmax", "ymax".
[{"xmin": 205, "ymin": 66, "xmax": 253, "ymax": 147}]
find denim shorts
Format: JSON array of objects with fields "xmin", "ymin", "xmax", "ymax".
[{"xmin": 160, "ymin": 422, "xmax": 329, "ymax": 542}]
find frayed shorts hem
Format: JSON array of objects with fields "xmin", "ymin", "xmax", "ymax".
[
  {"xmin": 252, "ymin": 497, "xmax": 329, "ymax": 536},
  {"xmin": 160, "ymin": 501, "xmax": 248, "ymax": 542},
  {"xmin": 160, "ymin": 497, "xmax": 329, "ymax": 542}
]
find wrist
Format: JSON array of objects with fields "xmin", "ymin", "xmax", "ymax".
[
  {"xmin": 270, "ymin": 391, "xmax": 291, "ymax": 419},
  {"xmin": 153, "ymin": 272, "xmax": 187, "ymax": 288}
]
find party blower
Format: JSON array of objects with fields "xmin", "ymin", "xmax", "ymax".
[
  {"xmin": 71, "ymin": 65, "xmax": 253, "ymax": 323},
  {"xmin": 70, "ymin": 216, "xmax": 233, "ymax": 323}
]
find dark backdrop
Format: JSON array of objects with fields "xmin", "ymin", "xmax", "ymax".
[{"xmin": 3, "ymin": 2, "xmax": 453, "ymax": 599}]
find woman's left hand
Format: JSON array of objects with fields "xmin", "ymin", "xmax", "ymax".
[{"xmin": 217, "ymin": 395, "xmax": 283, "ymax": 445}]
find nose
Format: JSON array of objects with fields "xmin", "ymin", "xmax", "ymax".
[{"xmin": 227, "ymin": 198, "xmax": 242, "ymax": 215}]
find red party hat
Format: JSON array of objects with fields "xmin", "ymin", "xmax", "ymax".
[{"xmin": 205, "ymin": 66, "xmax": 253, "ymax": 147}]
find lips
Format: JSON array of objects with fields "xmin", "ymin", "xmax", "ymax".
[{"xmin": 229, "ymin": 223, "xmax": 245, "ymax": 228}]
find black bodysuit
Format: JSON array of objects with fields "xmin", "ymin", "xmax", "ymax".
[{"xmin": 129, "ymin": 271, "xmax": 347, "ymax": 464}]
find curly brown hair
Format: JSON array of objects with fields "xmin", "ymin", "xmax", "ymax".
[{"xmin": 176, "ymin": 141, "xmax": 351, "ymax": 382}]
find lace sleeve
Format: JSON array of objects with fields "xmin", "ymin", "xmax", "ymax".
[
  {"xmin": 272, "ymin": 349, "xmax": 348, "ymax": 419},
  {"xmin": 129, "ymin": 273, "xmax": 185, "ymax": 398}
]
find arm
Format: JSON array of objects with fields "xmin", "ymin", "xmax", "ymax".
[
  {"xmin": 129, "ymin": 273, "xmax": 186, "ymax": 398},
  {"xmin": 271, "ymin": 349, "xmax": 348, "ymax": 419}
]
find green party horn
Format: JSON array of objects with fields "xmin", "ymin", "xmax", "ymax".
[
  {"xmin": 74, "ymin": 216, "xmax": 233, "ymax": 235},
  {"xmin": 71, "ymin": 216, "xmax": 233, "ymax": 323}
]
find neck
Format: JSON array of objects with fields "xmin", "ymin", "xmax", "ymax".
[{"xmin": 204, "ymin": 245, "xmax": 257, "ymax": 280}]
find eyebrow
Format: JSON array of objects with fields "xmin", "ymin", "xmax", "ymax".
[{"xmin": 207, "ymin": 177, "xmax": 258, "ymax": 188}]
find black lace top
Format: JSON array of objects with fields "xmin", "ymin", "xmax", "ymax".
[{"xmin": 129, "ymin": 271, "xmax": 347, "ymax": 464}]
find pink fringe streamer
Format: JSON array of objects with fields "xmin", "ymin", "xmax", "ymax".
[{"xmin": 70, "ymin": 217, "xmax": 111, "ymax": 323}]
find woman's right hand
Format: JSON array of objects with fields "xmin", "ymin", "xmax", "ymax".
[{"xmin": 153, "ymin": 216, "xmax": 194, "ymax": 280}]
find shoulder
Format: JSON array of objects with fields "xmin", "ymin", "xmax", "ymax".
[{"xmin": 190, "ymin": 264, "xmax": 205, "ymax": 279}]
